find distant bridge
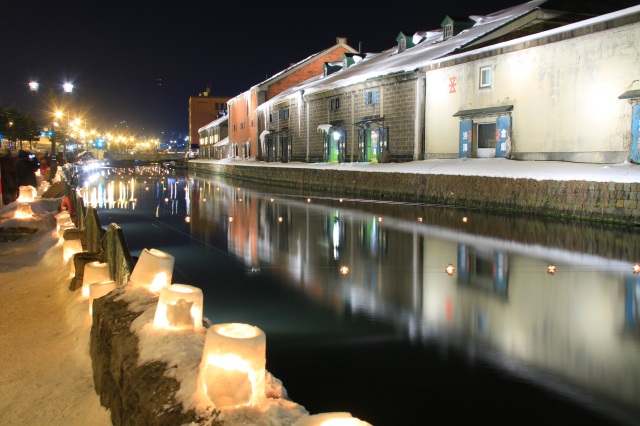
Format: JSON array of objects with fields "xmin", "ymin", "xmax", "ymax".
[{"xmin": 105, "ymin": 152, "xmax": 186, "ymax": 166}]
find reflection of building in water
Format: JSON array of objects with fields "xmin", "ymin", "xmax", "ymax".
[
  {"xmin": 186, "ymin": 177, "xmax": 640, "ymax": 417},
  {"xmin": 457, "ymin": 245, "xmax": 509, "ymax": 297},
  {"xmin": 626, "ymin": 276, "xmax": 640, "ymax": 335}
]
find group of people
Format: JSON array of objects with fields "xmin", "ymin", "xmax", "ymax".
[{"xmin": 1, "ymin": 149, "xmax": 49, "ymax": 205}]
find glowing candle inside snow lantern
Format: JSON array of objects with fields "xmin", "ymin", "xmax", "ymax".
[
  {"xmin": 89, "ymin": 280, "xmax": 117, "ymax": 315},
  {"xmin": 62, "ymin": 239, "xmax": 83, "ymax": 264},
  {"xmin": 17, "ymin": 185, "xmax": 36, "ymax": 202},
  {"xmin": 14, "ymin": 203, "xmax": 33, "ymax": 219},
  {"xmin": 82, "ymin": 261, "xmax": 110, "ymax": 298},
  {"xmin": 153, "ymin": 284, "xmax": 203, "ymax": 330},
  {"xmin": 292, "ymin": 413, "xmax": 373, "ymax": 426},
  {"xmin": 129, "ymin": 248, "xmax": 174, "ymax": 292},
  {"xmin": 198, "ymin": 323, "xmax": 266, "ymax": 407},
  {"xmin": 63, "ymin": 239, "xmax": 84, "ymax": 277}
]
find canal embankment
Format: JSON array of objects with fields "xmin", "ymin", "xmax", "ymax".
[{"xmin": 187, "ymin": 159, "xmax": 640, "ymax": 225}]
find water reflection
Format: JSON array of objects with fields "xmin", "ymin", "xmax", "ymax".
[
  {"xmin": 190, "ymin": 174, "xmax": 640, "ymax": 418},
  {"xmin": 79, "ymin": 167, "xmax": 640, "ymax": 423}
]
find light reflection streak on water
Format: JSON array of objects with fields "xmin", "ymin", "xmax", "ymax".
[
  {"xmin": 79, "ymin": 169, "xmax": 640, "ymax": 421},
  {"xmin": 187, "ymin": 175, "xmax": 640, "ymax": 419}
]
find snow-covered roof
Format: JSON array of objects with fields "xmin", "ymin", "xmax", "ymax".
[
  {"xmin": 198, "ymin": 114, "xmax": 228, "ymax": 133},
  {"xmin": 229, "ymin": 38, "xmax": 358, "ymax": 103},
  {"xmin": 257, "ymin": 0, "xmax": 640, "ymax": 110}
]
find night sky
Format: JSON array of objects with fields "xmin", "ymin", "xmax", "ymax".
[{"xmin": 2, "ymin": 0, "xmax": 637, "ymax": 137}]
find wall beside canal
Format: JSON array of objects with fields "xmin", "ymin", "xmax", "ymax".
[{"xmin": 187, "ymin": 162, "xmax": 640, "ymax": 225}]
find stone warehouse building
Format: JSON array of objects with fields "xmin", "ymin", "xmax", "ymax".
[
  {"xmin": 258, "ymin": 0, "xmax": 640, "ymax": 164},
  {"xmin": 201, "ymin": 0, "xmax": 640, "ymax": 165}
]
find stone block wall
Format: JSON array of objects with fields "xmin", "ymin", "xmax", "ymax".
[{"xmin": 188, "ymin": 162, "xmax": 640, "ymax": 225}]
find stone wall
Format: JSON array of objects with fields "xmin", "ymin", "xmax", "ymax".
[{"xmin": 187, "ymin": 162, "xmax": 640, "ymax": 225}]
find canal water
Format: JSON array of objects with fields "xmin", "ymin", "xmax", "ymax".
[{"xmin": 77, "ymin": 165, "xmax": 640, "ymax": 426}]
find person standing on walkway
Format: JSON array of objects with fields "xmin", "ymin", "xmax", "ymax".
[
  {"xmin": 0, "ymin": 149, "xmax": 18, "ymax": 205},
  {"xmin": 14, "ymin": 149, "xmax": 39, "ymax": 189}
]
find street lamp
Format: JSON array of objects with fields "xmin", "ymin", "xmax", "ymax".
[{"xmin": 29, "ymin": 79, "xmax": 75, "ymax": 180}]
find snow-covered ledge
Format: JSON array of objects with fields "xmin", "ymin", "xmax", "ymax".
[{"xmin": 90, "ymin": 286, "xmax": 308, "ymax": 425}]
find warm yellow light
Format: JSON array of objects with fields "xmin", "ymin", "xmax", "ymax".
[
  {"xmin": 462, "ymin": 217, "xmax": 468, "ymax": 223},
  {"xmin": 278, "ymin": 217, "xmax": 283, "ymax": 223},
  {"xmin": 547, "ymin": 264, "xmax": 557, "ymax": 274},
  {"xmin": 377, "ymin": 216, "xmax": 382, "ymax": 223},
  {"xmin": 62, "ymin": 239, "xmax": 83, "ymax": 264},
  {"xmin": 418, "ymin": 217, "xmax": 423, "ymax": 222},
  {"xmin": 198, "ymin": 323, "xmax": 266, "ymax": 408},
  {"xmin": 14, "ymin": 203, "xmax": 33, "ymax": 219},
  {"xmin": 17, "ymin": 186, "xmax": 36, "ymax": 202},
  {"xmin": 129, "ymin": 248, "xmax": 175, "ymax": 292},
  {"xmin": 445, "ymin": 264, "xmax": 456, "ymax": 275},
  {"xmin": 153, "ymin": 284, "xmax": 204, "ymax": 330},
  {"xmin": 339, "ymin": 266, "xmax": 350, "ymax": 276},
  {"xmin": 293, "ymin": 413, "xmax": 372, "ymax": 426},
  {"xmin": 89, "ymin": 281, "xmax": 117, "ymax": 315},
  {"xmin": 82, "ymin": 261, "xmax": 110, "ymax": 298},
  {"xmin": 633, "ymin": 263, "xmax": 640, "ymax": 275}
]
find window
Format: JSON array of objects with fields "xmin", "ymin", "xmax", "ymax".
[
  {"xmin": 240, "ymin": 122, "xmax": 245, "ymax": 130},
  {"xmin": 365, "ymin": 91, "xmax": 378, "ymax": 105},
  {"xmin": 328, "ymin": 98, "xmax": 340, "ymax": 111},
  {"xmin": 278, "ymin": 109, "xmax": 289, "ymax": 119},
  {"xmin": 479, "ymin": 66, "xmax": 492, "ymax": 88},
  {"xmin": 398, "ymin": 38, "xmax": 406, "ymax": 52},
  {"xmin": 444, "ymin": 24, "xmax": 453, "ymax": 40},
  {"xmin": 269, "ymin": 113, "xmax": 273, "ymax": 123}
]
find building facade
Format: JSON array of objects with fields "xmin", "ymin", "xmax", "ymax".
[{"xmin": 188, "ymin": 88, "xmax": 230, "ymax": 151}]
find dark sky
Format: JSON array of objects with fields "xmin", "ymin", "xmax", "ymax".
[{"xmin": 2, "ymin": 0, "xmax": 637, "ymax": 137}]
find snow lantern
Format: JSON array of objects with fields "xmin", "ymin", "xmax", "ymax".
[
  {"xmin": 17, "ymin": 185, "xmax": 36, "ymax": 202},
  {"xmin": 89, "ymin": 280, "xmax": 117, "ymax": 315},
  {"xmin": 82, "ymin": 261, "xmax": 110, "ymax": 298},
  {"xmin": 153, "ymin": 284, "xmax": 204, "ymax": 330},
  {"xmin": 56, "ymin": 211, "xmax": 73, "ymax": 230},
  {"xmin": 198, "ymin": 323, "xmax": 266, "ymax": 407},
  {"xmin": 14, "ymin": 203, "xmax": 33, "ymax": 219},
  {"xmin": 129, "ymin": 248, "xmax": 174, "ymax": 292},
  {"xmin": 293, "ymin": 413, "xmax": 373, "ymax": 425},
  {"xmin": 63, "ymin": 239, "xmax": 84, "ymax": 277},
  {"xmin": 62, "ymin": 238, "xmax": 83, "ymax": 264},
  {"xmin": 57, "ymin": 223, "xmax": 76, "ymax": 238}
]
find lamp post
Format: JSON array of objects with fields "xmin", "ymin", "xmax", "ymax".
[{"xmin": 29, "ymin": 80, "xmax": 74, "ymax": 180}]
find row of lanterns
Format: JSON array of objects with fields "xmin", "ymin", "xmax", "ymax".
[{"xmin": 58, "ymin": 229, "xmax": 370, "ymax": 423}]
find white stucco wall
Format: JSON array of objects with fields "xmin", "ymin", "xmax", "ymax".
[{"xmin": 425, "ymin": 19, "xmax": 640, "ymax": 162}]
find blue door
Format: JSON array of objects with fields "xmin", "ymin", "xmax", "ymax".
[
  {"xmin": 459, "ymin": 120, "xmax": 472, "ymax": 158},
  {"xmin": 496, "ymin": 116, "xmax": 511, "ymax": 158},
  {"xmin": 630, "ymin": 105, "xmax": 640, "ymax": 163}
]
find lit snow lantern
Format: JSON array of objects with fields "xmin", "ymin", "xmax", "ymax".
[
  {"xmin": 56, "ymin": 211, "xmax": 73, "ymax": 230},
  {"xmin": 57, "ymin": 223, "xmax": 76, "ymax": 238},
  {"xmin": 62, "ymin": 240, "xmax": 82, "ymax": 277},
  {"xmin": 89, "ymin": 280, "xmax": 117, "ymax": 315},
  {"xmin": 293, "ymin": 412, "xmax": 373, "ymax": 426},
  {"xmin": 129, "ymin": 248, "xmax": 174, "ymax": 292},
  {"xmin": 14, "ymin": 203, "xmax": 33, "ymax": 219},
  {"xmin": 198, "ymin": 323, "xmax": 266, "ymax": 407},
  {"xmin": 82, "ymin": 261, "xmax": 110, "ymax": 298},
  {"xmin": 153, "ymin": 284, "xmax": 204, "ymax": 330},
  {"xmin": 17, "ymin": 185, "xmax": 36, "ymax": 202}
]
